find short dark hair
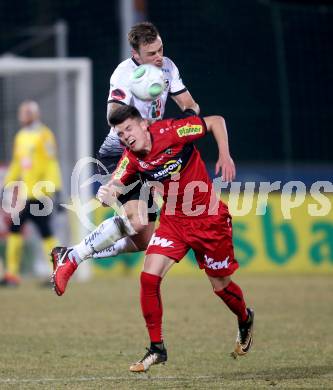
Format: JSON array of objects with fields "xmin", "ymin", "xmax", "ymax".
[
  {"xmin": 108, "ymin": 105, "xmax": 142, "ymax": 126},
  {"xmin": 128, "ymin": 22, "xmax": 160, "ymax": 51}
]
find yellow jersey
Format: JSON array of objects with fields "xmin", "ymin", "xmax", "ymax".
[{"xmin": 4, "ymin": 122, "xmax": 62, "ymax": 199}]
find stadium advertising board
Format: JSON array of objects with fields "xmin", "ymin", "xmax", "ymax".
[{"xmin": 92, "ymin": 193, "xmax": 333, "ymax": 275}]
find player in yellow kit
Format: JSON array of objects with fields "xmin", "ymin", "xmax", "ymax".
[{"xmin": 0, "ymin": 101, "xmax": 62, "ymax": 287}]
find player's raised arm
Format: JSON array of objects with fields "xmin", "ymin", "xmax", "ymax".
[
  {"xmin": 167, "ymin": 58, "xmax": 200, "ymax": 117},
  {"xmin": 203, "ymin": 115, "xmax": 236, "ymax": 182},
  {"xmin": 171, "ymin": 90, "xmax": 200, "ymax": 117}
]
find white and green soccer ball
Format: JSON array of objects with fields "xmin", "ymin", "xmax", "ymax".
[{"xmin": 130, "ymin": 64, "xmax": 165, "ymax": 101}]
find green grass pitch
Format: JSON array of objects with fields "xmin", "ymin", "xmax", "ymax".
[{"xmin": 0, "ymin": 273, "xmax": 332, "ymax": 389}]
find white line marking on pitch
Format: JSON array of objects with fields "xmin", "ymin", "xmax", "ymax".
[{"xmin": 0, "ymin": 375, "xmax": 222, "ymax": 384}]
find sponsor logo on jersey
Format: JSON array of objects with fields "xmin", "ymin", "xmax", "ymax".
[
  {"xmin": 204, "ymin": 255, "xmax": 230, "ymax": 270},
  {"xmin": 113, "ymin": 157, "xmax": 129, "ymax": 179},
  {"xmin": 111, "ymin": 88, "xmax": 126, "ymax": 100},
  {"xmin": 149, "ymin": 233, "xmax": 174, "ymax": 248},
  {"xmin": 177, "ymin": 124, "xmax": 203, "ymax": 137},
  {"xmin": 153, "ymin": 158, "xmax": 182, "ymax": 179},
  {"xmin": 138, "ymin": 160, "xmax": 150, "ymax": 169},
  {"xmin": 150, "ymin": 99, "xmax": 162, "ymax": 119},
  {"xmin": 149, "ymin": 155, "xmax": 165, "ymax": 166}
]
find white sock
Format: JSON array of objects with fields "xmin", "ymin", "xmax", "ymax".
[
  {"xmin": 71, "ymin": 216, "xmax": 136, "ymax": 264},
  {"xmin": 91, "ymin": 236, "xmax": 139, "ymax": 259}
]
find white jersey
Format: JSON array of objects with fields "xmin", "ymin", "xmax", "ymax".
[
  {"xmin": 108, "ymin": 56, "xmax": 186, "ymax": 120},
  {"xmin": 99, "ymin": 56, "xmax": 187, "ymax": 161}
]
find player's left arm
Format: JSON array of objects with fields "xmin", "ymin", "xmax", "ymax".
[
  {"xmin": 167, "ymin": 59, "xmax": 200, "ymax": 117},
  {"xmin": 171, "ymin": 90, "xmax": 200, "ymax": 117},
  {"xmin": 203, "ymin": 116, "xmax": 236, "ymax": 182}
]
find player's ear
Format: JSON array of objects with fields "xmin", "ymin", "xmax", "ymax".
[
  {"xmin": 141, "ymin": 119, "xmax": 149, "ymax": 130},
  {"xmin": 132, "ymin": 48, "xmax": 140, "ymax": 62},
  {"xmin": 140, "ymin": 119, "xmax": 149, "ymax": 131}
]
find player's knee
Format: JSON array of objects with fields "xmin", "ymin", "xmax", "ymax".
[
  {"xmin": 140, "ymin": 271, "xmax": 162, "ymax": 291},
  {"xmin": 208, "ymin": 275, "xmax": 231, "ymax": 291},
  {"xmin": 126, "ymin": 213, "xmax": 149, "ymax": 233},
  {"xmin": 134, "ymin": 240, "xmax": 149, "ymax": 251}
]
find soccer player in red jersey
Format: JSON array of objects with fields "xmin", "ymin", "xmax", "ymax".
[{"xmin": 96, "ymin": 105, "xmax": 254, "ymax": 372}]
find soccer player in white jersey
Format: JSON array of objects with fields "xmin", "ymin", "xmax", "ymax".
[
  {"xmin": 99, "ymin": 22, "xmax": 199, "ymax": 253},
  {"xmin": 51, "ymin": 22, "xmax": 199, "ymax": 293}
]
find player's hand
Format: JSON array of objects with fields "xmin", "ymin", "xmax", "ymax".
[
  {"xmin": 215, "ymin": 155, "xmax": 236, "ymax": 182},
  {"xmin": 96, "ymin": 184, "xmax": 115, "ymax": 206},
  {"xmin": 96, "ymin": 179, "xmax": 122, "ymax": 206},
  {"xmin": 176, "ymin": 108, "xmax": 197, "ymax": 119}
]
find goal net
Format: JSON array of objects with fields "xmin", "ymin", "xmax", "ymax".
[{"xmin": 0, "ymin": 56, "xmax": 93, "ymax": 280}]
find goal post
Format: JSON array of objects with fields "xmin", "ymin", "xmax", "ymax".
[{"xmin": 0, "ymin": 56, "xmax": 93, "ymax": 280}]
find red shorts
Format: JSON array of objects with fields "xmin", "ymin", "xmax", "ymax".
[{"xmin": 146, "ymin": 203, "xmax": 239, "ymax": 277}]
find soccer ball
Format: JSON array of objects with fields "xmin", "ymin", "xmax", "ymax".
[{"xmin": 130, "ymin": 64, "xmax": 165, "ymax": 101}]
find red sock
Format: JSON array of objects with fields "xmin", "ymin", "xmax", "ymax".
[
  {"xmin": 215, "ymin": 281, "xmax": 248, "ymax": 323},
  {"xmin": 140, "ymin": 272, "xmax": 163, "ymax": 343}
]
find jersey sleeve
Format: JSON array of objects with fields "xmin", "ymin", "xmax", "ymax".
[
  {"xmin": 170, "ymin": 116, "xmax": 207, "ymax": 143},
  {"xmin": 107, "ymin": 68, "xmax": 132, "ymax": 105},
  {"xmin": 168, "ymin": 59, "xmax": 187, "ymax": 96},
  {"xmin": 112, "ymin": 151, "xmax": 138, "ymax": 185}
]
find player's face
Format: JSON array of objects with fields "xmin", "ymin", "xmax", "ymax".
[
  {"xmin": 133, "ymin": 36, "xmax": 164, "ymax": 68},
  {"xmin": 116, "ymin": 117, "xmax": 151, "ymax": 154},
  {"xmin": 18, "ymin": 104, "xmax": 37, "ymax": 127}
]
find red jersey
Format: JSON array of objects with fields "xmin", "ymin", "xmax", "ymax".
[{"xmin": 113, "ymin": 116, "xmax": 221, "ymax": 217}]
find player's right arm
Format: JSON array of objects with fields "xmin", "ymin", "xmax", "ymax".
[
  {"xmin": 98, "ymin": 65, "xmax": 134, "ymax": 167},
  {"xmin": 106, "ymin": 66, "xmax": 133, "ymax": 126},
  {"xmin": 204, "ymin": 115, "xmax": 236, "ymax": 182},
  {"xmin": 171, "ymin": 91, "xmax": 199, "ymax": 117}
]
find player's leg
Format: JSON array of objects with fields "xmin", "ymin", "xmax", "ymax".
[
  {"xmin": 119, "ymin": 195, "xmax": 156, "ymax": 251},
  {"xmin": 194, "ymin": 208, "xmax": 254, "ymax": 357},
  {"xmin": 88, "ymin": 181, "xmax": 157, "ymax": 260},
  {"xmin": 0, "ymin": 203, "xmax": 30, "ymax": 286},
  {"xmin": 208, "ymin": 275, "xmax": 248, "ymax": 323},
  {"xmin": 29, "ymin": 206, "xmax": 58, "ymax": 286},
  {"xmin": 30, "ymin": 203, "xmax": 58, "ymax": 270},
  {"xmin": 206, "ymin": 274, "xmax": 254, "ymax": 358},
  {"xmin": 191, "ymin": 209, "xmax": 247, "ymax": 322},
  {"xmin": 114, "ymin": 180, "xmax": 158, "ymax": 252},
  {"xmin": 51, "ymin": 196, "xmax": 152, "ymax": 268},
  {"xmin": 0, "ymin": 229, "xmax": 23, "ymax": 286},
  {"xmin": 50, "ymin": 213, "xmax": 137, "ymax": 296},
  {"xmin": 129, "ymin": 253, "xmax": 174, "ymax": 373},
  {"xmin": 50, "ymin": 190, "xmax": 155, "ymax": 296},
  {"xmin": 130, "ymin": 217, "xmax": 188, "ymax": 373},
  {"xmin": 91, "ymin": 219, "xmax": 155, "ymax": 259}
]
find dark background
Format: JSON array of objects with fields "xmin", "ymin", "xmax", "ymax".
[{"xmin": 0, "ymin": 0, "xmax": 332, "ymax": 166}]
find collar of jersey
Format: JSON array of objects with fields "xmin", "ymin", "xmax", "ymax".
[
  {"xmin": 22, "ymin": 121, "xmax": 42, "ymax": 131},
  {"xmin": 131, "ymin": 57, "xmax": 140, "ymax": 66}
]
